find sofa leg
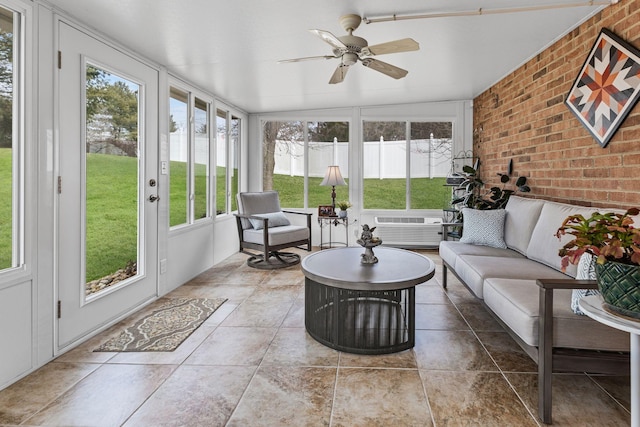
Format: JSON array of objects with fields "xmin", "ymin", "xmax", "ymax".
[{"xmin": 442, "ymin": 264, "xmax": 448, "ymax": 289}]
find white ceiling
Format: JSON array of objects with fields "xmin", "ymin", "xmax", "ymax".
[{"xmin": 48, "ymin": 0, "xmax": 610, "ymax": 114}]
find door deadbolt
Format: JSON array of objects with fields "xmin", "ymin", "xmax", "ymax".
[{"xmin": 149, "ymin": 179, "xmax": 156, "ymax": 187}]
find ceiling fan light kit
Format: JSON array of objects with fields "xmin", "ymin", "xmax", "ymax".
[{"xmin": 279, "ymin": 13, "xmax": 419, "ymax": 84}]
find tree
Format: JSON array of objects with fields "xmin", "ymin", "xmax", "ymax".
[
  {"xmin": 0, "ymin": 30, "xmax": 13, "ymax": 148},
  {"xmin": 262, "ymin": 121, "xmax": 303, "ymax": 190}
]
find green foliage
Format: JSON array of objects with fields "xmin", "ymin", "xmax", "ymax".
[
  {"xmin": 452, "ymin": 164, "xmax": 530, "ymax": 211},
  {"xmin": 557, "ymin": 208, "xmax": 640, "ymax": 270}
]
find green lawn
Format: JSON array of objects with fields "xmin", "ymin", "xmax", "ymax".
[
  {"xmin": 0, "ymin": 148, "xmax": 450, "ymax": 279},
  {"xmin": 0, "ymin": 148, "xmax": 11, "ymax": 270},
  {"xmin": 273, "ymin": 174, "xmax": 450, "ymax": 210}
]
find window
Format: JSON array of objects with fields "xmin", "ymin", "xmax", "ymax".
[
  {"xmin": 362, "ymin": 120, "xmax": 452, "ymax": 210},
  {"xmin": 215, "ymin": 108, "xmax": 241, "ymax": 215},
  {"xmin": 263, "ymin": 121, "xmax": 349, "ymax": 209},
  {"xmin": 0, "ymin": 5, "xmax": 20, "ymax": 272},
  {"xmin": 168, "ymin": 85, "xmax": 211, "ymax": 227}
]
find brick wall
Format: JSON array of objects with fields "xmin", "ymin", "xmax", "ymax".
[{"xmin": 473, "ymin": 0, "xmax": 640, "ymax": 209}]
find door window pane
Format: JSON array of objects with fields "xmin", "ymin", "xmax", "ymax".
[
  {"xmin": 362, "ymin": 121, "xmax": 406, "ymax": 209},
  {"xmin": 169, "ymin": 87, "xmax": 188, "ymax": 227},
  {"xmin": 0, "ymin": 6, "xmax": 15, "ymax": 271},
  {"xmin": 85, "ymin": 65, "xmax": 140, "ymax": 295},
  {"xmin": 194, "ymin": 97, "xmax": 209, "ymax": 220}
]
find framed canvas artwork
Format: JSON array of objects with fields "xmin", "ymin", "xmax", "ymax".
[{"xmin": 565, "ymin": 28, "xmax": 640, "ymax": 148}]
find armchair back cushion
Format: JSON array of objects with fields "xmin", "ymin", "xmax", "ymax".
[{"xmin": 237, "ymin": 191, "xmax": 282, "ymax": 230}]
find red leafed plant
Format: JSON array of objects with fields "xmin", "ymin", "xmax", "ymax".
[{"xmin": 556, "ymin": 208, "xmax": 640, "ymax": 272}]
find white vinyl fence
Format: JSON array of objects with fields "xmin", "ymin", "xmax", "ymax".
[{"xmin": 273, "ymin": 138, "xmax": 452, "ymax": 179}]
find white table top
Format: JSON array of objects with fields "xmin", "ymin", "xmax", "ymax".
[
  {"xmin": 579, "ymin": 295, "xmax": 640, "ymax": 335},
  {"xmin": 301, "ymin": 247, "xmax": 435, "ymax": 291}
]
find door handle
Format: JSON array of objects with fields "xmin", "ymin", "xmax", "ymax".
[{"xmin": 148, "ymin": 195, "xmax": 160, "ymax": 203}]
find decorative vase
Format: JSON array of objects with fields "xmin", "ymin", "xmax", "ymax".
[
  {"xmin": 595, "ymin": 261, "xmax": 640, "ymax": 319},
  {"xmin": 338, "ymin": 210, "xmax": 347, "ymax": 218}
]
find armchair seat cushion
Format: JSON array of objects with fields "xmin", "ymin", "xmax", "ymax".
[{"xmin": 243, "ymin": 225, "xmax": 310, "ymax": 246}]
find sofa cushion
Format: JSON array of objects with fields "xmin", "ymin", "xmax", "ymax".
[
  {"xmin": 525, "ymin": 201, "xmax": 596, "ymax": 278},
  {"xmin": 439, "ymin": 240, "xmax": 523, "ymax": 272},
  {"xmin": 504, "ymin": 196, "xmax": 545, "ymax": 254},
  {"xmin": 483, "ymin": 278, "xmax": 630, "ymax": 351},
  {"xmin": 459, "ymin": 208, "xmax": 507, "ymax": 249},
  {"xmin": 454, "ymin": 255, "xmax": 570, "ymax": 299}
]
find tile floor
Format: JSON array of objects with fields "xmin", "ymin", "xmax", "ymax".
[{"xmin": 0, "ymin": 249, "xmax": 631, "ymax": 426}]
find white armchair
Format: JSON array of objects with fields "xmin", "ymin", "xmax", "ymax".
[{"xmin": 234, "ymin": 191, "xmax": 312, "ymax": 269}]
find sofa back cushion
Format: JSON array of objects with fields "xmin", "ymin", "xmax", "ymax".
[
  {"xmin": 504, "ymin": 196, "xmax": 545, "ymax": 254},
  {"xmin": 526, "ymin": 201, "xmax": 596, "ymax": 278}
]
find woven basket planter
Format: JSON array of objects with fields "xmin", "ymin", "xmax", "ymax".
[{"xmin": 596, "ymin": 261, "xmax": 640, "ymax": 319}]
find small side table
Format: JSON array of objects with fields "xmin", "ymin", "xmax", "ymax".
[
  {"xmin": 318, "ymin": 216, "xmax": 356, "ymax": 249},
  {"xmin": 579, "ymin": 295, "xmax": 639, "ymax": 427}
]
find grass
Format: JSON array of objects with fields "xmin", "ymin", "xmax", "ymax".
[
  {"xmin": 0, "ymin": 147, "xmax": 449, "ymax": 278},
  {"xmin": 273, "ymin": 174, "xmax": 450, "ymax": 210},
  {"xmin": 0, "ymin": 148, "xmax": 11, "ymax": 270}
]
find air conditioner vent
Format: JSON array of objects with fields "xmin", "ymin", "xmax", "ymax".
[{"xmin": 371, "ymin": 216, "xmax": 442, "ymax": 248}]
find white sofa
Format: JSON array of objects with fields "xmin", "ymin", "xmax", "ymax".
[{"xmin": 440, "ymin": 196, "xmax": 630, "ymax": 424}]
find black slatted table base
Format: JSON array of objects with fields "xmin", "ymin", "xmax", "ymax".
[{"xmin": 305, "ymin": 279, "xmax": 415, "ymax": 354}]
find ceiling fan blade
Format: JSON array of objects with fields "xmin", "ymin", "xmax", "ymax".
[
  {"xmin": 278, "ymin": 55, "xmax": 336, "ymax": 64},
  {"xmin": 363, "ymin": 38, "xmax": 420, "ymax": 56},
  {"xmin": 309, "ymin": 29, "xmax": 347, "ymax": 52},
  {"xmin": 361, "ymin": 58, "xmax": 408, "ymax": 79},
  {"xmin": 329, "ymin": 64, "xmax": 350, "ymax": 84}
]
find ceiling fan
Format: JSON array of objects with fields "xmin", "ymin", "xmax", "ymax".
[{"xmin": 278, "ymin": 14, "xmax": 419, "ymax": 84}]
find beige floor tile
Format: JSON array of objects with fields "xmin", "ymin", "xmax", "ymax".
[
  {"xmin": 122, "ymin": 365, "xmax": 256, "ymax": 427},
  {"xmin": 415, "ymin": 283, "xmax": 451, "ymax": 304},
  {"xmin": 507, "ymin": 372, "xmax": 630, "ymax": 426},
  {"xmin": 261, "ymin": 327, "xmax": 339, "ymax": 367},
  {"xmin": 589, "ymin": 374, "xmax": 631, "ymax": 411},
  {"xmin": 0, "ymin": 362, "xmax": 99, "ymax": 425},
  {"xmin": 331, "ymin": 367, "xmax": 433, "ymax": 427},
  {"xmin": 415, "ymin": 303, "xmax": 469, "ymax": 330},
  {"xmin": 455, "ymin": 301, "xmax": 505, "ymax": 332},
  {"xmin": 338, "ymin": 349, "xmax": 418, "ymax": 369},
  {"xmin": 227, "ymin": 366, "xmax": 335, "ymax": 426},
  {"xmin": 281, "ymin": 297, "xmax": 305, "ymax": 327},
  {"xmin": 475, "ymin": 331, "xmax": 537, "ymax": 372},
  {"xmin": 24, "ymin": 364, "xmax": 175, "ymax": 426},
  {"xmin": 414, "ymin": 330, "xmax": 497, "ymax": 371},
  {"xmin": 421, "ymin": 370, "xmax": 538, "ymax": 426},
  {"xmin": 184, "ymin": 326, "xmax": 277, "ymax": 366}
]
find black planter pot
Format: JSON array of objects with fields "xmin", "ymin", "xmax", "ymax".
[{"xmin": 595, "ymin": 261, "xmax": 640, "ymax": 319}]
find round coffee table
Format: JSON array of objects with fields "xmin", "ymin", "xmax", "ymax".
[{"xmin": 301, "ymin": 247, "xmax": 435, "ymax": 354}]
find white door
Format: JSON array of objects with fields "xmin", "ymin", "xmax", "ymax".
[{"xmin": 57, "ymin": 22, "xmax": 159, "ymax": 348}]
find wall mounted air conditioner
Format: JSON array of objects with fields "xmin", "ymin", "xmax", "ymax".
[{"xmin": 372, "ymin": 216, "xmax": 442, "ymax": 248}]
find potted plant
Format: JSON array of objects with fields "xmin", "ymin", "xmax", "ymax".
[
  {"xmin": 336, "ymin": 200, "xmax": 352, "ymax": 218},
  {"xmin": 556, "ymin": 208, "xmax": 640, "ymax": 318},
  {"xmin": 453, "ymin": 165, "xmax": 530, "ymax": 211}
]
